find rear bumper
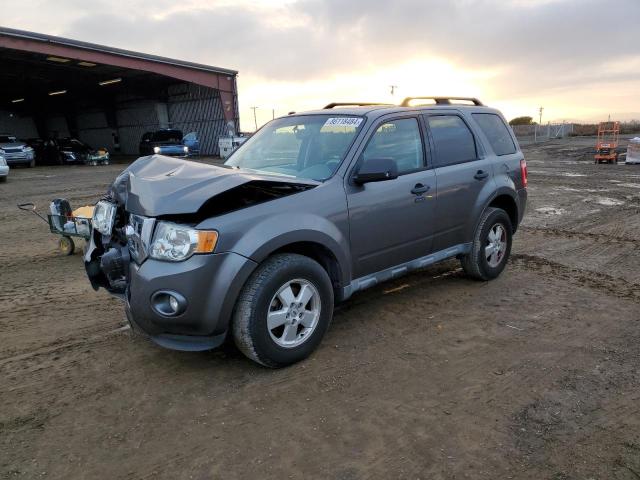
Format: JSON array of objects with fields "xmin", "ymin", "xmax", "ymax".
[
  {"xmin": 517, "ymin": 187, "xmax": 528, "ymax": 225},
  {"xmin": 124, "ymin": 251, "xmax": 257, "ymax": 349}
]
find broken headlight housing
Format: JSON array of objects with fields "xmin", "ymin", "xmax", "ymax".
[
  {"xmin": 149, "ymin": 222, "xmax": 218, "ymax": 262},
  {"xmin": 92, "ymin": 200, "xmax": 117, "ymax": 235}
]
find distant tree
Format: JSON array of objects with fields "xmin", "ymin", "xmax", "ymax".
[{"xmin": 509, "ymin": 116, "xmax": 535, "ymax": 126}]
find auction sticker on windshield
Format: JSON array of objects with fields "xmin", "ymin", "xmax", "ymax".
[{"xmin": 323, "ymin": 117, "xmax": 363, "ymax": 128}]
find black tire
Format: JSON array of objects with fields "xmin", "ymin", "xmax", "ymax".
[
  {"xmin": 0, "ymin": 176, "xmax": 6, "ymax": 183},
  {"xmin": 59, "ymin": 236, "xmax": 75, "ymax": 256},
  {"xmin": 232, "ymin": 253, "xmax": 334, "ymax": 368},
  {"xmin": 460, "ymin": 207, "xmax": 513, "ymax": 281}
]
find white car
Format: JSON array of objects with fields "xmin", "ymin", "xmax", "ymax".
[
  {"xmin": 0, "ymin": 154, "xmax": 9, "ymax": 182},
  {"xmin": 0, "ymin": 134, "xmax": 35, "ymax": 168}
]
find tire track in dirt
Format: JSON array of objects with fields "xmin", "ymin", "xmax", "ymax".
[
  {"xmin": 511, "ymin": 253, "xmax": 640, "ymax": 303},
  {"xmin": 521, "ymin": 225, "xmax": 640, "ymax": 247}
]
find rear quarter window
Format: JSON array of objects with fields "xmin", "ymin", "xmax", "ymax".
[{"xmin": 472, "ymin": 113, "xmax": 517, "ymax": 156}]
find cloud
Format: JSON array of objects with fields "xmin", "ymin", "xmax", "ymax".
[
  {"xmin": 2, "ymin": 0, "xmax": 638, "ymax": 122},
  {"xmin": 49, "ymin": 0, "xmax": 639, "ymax": 92}
]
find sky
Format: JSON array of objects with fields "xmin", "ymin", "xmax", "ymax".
[{"xmin": 3, "ymin": 0, "xmax": 639, "ymax": 131}]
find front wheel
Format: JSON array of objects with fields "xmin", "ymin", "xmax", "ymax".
[
  {"xmin": 232, "ymin": 253, "xmax": 334, "ymax": 368},
  {"xmin": 461, "ymin": 207, "xmax": 513, "ymax": 281}
]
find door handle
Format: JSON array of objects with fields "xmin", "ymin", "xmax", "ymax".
[
  {"xmin": 474, "ymin": 170, "xmax": 489, "ymax": 180},
  {"xmin": 411, "ymin": 183, "xmax": 431, "ymax": 195}
]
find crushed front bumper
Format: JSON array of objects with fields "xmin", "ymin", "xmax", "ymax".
[{"xmin": 123, "ymin": 252, "xmax": 257, "ymax": 350}]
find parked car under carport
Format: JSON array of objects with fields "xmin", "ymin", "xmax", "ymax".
[
  {"xmin": 139, "ymin": 129, "xmax": 198, "ymax": 157},
  {"xmin": 43, "ymin": 138, "xmax": 110, "ymax": 166},
  {"xmin": 0, "ymin": 134, "xmax": 35, "ymax": 167},
  {"xmin": 0, "ymin": 153, "xmax": 9, "ymax": 181}
]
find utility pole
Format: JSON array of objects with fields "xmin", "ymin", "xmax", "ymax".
[
  {"xmin": 250, "ymin": 106, "xmax": 259, "ymax": 131},
  {"xmin": 272, "ymin": 108, "xmax": 275, "ymax": 120},
  {"xmin": 538, "ymin": 106, "xmax": 544, "ymax": 125},
  {"xmin": 389, "ymin": 85, "xmax": 398, "ymax": 96}
]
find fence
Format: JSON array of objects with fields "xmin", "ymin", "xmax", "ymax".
[{"xmin": 512, "ymin": 123, "xmax": 574, "ymax": 144}]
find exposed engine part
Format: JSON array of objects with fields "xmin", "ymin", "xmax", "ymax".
[{"xmin": 100, "ymin": 246, "xmax": 130, "ymax": 292}]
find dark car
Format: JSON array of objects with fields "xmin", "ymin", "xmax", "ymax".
[
  {"xmin": 85, "ymin": 96, "xmax": 527, "ymax": 367},
  {"xmin": 44, "ymin": 138, "xmax": 110, "ymax": 166},
  {"xmin": 139, "ymin": 129, "xmax": 190, "ymax": 157}
]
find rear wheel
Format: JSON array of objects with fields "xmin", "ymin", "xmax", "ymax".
[
  {"xmin": 232, "ymin": 253, "xmax": 334, "ymax": 368},
  {"xmin": 461, "ymin": 207, "xmax": 512, "ymax": 281},
  {"xmin": 59, "ymin": 236, "xmax": 75, "ymax": 256}
]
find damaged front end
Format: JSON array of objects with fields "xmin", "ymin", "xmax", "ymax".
[
  {"xmin": 84, "ymin": 197, "xmax": 131, "ymax": 296},
  {"xmin": 84, "ymin": 156, "xmax": 318, "ymax": 298}
]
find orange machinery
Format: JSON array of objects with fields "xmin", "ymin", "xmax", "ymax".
[{"xmin": 595, "ymin": 121, "xmax": 620, "ymax": 164}]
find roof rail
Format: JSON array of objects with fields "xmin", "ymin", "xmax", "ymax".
[
  {"xmin": 400, "ymin": 97, "xmax": 484, "ymax": 107},
  {"xmin": 323, "ymin": 102, "xmax": 393, "ymax": 109}
]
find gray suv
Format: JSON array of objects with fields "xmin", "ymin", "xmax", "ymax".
[{"xmin": 85, "ymin": 97, "xmax": 528, "ymax": 367}]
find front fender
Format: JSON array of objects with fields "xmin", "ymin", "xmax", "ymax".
[{"xmin": 231, "ymin": 213, "xmax": 352, "ymax": 286}]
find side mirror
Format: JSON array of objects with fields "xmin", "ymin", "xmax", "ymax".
[{"xmin": 353, "ymin": 158, "xmax": 398, "ymax": 184}]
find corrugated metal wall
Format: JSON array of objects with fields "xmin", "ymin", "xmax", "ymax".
[
  {"xmin": 115, "ymin": 99, "xmax": 160, "ymax": 155},
  {"xmin": 167, "ymin": 84, "xmax": 228, "ymax": 155},
  {"xmin": 46, "ymin": 116, "xmax": 70, "ymax": 137},
  {"xmin": 3, "ymin": 82, "xmax": 233, "ymax": 156},
  {"xmin": 76, "ymin": 111, "xmax": 112, "ymax": 150},
  {"xmin": 0, "ymin": 110, "xmax": 37, "ymax": 138}
]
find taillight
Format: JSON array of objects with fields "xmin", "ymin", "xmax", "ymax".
[{"xmin": 520, "ymin": 159, "xmax": 528, "ymax": 188}]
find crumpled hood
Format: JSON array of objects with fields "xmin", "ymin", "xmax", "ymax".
[{"xmin": 109, "ymin": 155, "xmax": 319, "ymax": 217}]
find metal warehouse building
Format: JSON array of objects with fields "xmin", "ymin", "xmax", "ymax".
[{"xmin": 0, "ymin": 27, "xmax": 239, "ymax": 156}]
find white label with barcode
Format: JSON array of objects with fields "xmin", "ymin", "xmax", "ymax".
[{"xmin": 323, "ymin": 117, "xmax": 363, "ymax": 128}]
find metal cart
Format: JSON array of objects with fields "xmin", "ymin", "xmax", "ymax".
[{"xmin": 18, "ymin": 202, "xmax": 92, "ymax": 255}]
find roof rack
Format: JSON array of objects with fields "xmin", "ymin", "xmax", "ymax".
[
  {"xmin": 323, "ymin": 102, "xmax": 393, "ymax": 109},
  {"xmin": 400, "ymin": 97, "xmax": 484, "ymax": 107}
]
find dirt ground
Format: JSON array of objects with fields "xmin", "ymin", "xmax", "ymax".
[{"xmin": 2, "ymin": 137, "xmax": 640, "ymax": 479}]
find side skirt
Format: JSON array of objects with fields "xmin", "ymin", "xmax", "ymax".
[{"xmin": 341, "ymin": 243, "xmax": 471, "ymax": 300}]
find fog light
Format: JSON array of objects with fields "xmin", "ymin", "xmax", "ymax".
[
  {"xmin": 169, "ymin": 295, "xmax": 179, "ymax": 313},
  {"xmin": 151, "ymin": 290, "xmax": 187, "ymax": 316}
]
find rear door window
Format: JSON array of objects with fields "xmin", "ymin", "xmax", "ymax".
[
  {"xmin": 426, "ymin": 115, "xmax": 477, "ymax": 167},
  {"xmin": 472, "ymin": 113, "xmax": 517, "ymax": 156}
]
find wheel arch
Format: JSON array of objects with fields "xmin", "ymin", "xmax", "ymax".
[
  {"xmin": 487, "ymin": 193, "xmax": 519, "ymax": 233},
  {"xmin": 269, "ymin": 241, "xmax": 344, "ymax": 300}
]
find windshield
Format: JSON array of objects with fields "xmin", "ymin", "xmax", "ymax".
[
  {"xmin": 59, "ymin": 138, "xmax": 91, "ymax": 150},
  {"xmin": 225, "ymin": 115, "xmax": 364, "ymax": 181},
  {"xmin": 0, "ymin": 135, "xmax": 17, "ymax": 143},
  {"xmin": 153, "ymin": 130, "xmax": 183, "ymax": 143}
]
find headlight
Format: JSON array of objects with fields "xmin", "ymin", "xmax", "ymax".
[
  {"xmin": 22, "ymin": 146, "xmax": 33, "ymax": 152},
  {"xmin": 149, "ymin": 222, "xmax": 218, "ymax": 262},
  {"xmin": 64, "ymin": 151, "xmax": 76, "ymax": 160},
  {"xmin": 92, "ymin": 201, "xmax": 117, "ymax": 235},
  {"xmin": 183, "ymin": 146, "xmax": 189, "ymax": 153},
  {"xmin": 153, "ymin": 146, "xmax": 161, "ymax": 154}
]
